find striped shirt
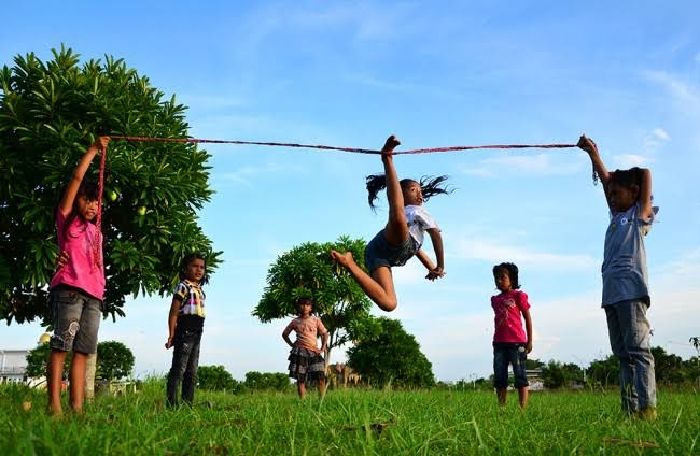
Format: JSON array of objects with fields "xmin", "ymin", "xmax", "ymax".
[{"xmin": 174, "ymin": 280, "xmax": 206, "ymax": 318}]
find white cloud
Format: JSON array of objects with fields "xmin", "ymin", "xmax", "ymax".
[
  {"xmin": 645, "ymin": 70, "xmax": 700, "ymax": 116},
  {"xmin": 456, "ymin": 238, "xmax": 596, "ymax": 270},
  {"xmin": 652, "ymin": 128, "xmax": 670, "ymax": 142},
  {"xmin": 612, "ymin": 153, "xmax": 652, "ymax": 168},
  {"xmin": 213, "ymin": 161, "xmax": 307, "ymax": 186},
  {"xmin": 457, "ymin": 153, "xmax": 583, "ymax": 177}
]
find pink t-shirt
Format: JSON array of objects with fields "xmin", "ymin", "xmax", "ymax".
[
  {"xmin": 50, "ymin": 211, "xmax": 105, "ymax": 300},
  {"xmin": 491, "ymin": 290, "xmax": 530, "ymax": 343},
  {"xmin": 283, "ymin": 316, "xmax": 327, "ymax": 353}
]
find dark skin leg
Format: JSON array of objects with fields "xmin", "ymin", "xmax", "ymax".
[{"xmin": 331, "ymin": 136, "xmax": 404, "ymax": 312}]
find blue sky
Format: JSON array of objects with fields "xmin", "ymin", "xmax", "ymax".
[{"xmin": 2, "ymin": 1, "xmax": 699, "ymax": 381}]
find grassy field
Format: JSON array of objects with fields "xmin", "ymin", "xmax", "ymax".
[{"xmin": 1, "ymin": 382, "xmax": 699, "ymax": 455}]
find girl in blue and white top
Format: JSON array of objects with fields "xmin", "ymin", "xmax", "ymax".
[
  {"xmin": 332, "ymin": 135, "xmax": 450, "ymax": 312},
  {"xmin": 578, "ymin": 134, "xmax": 658, "ymax": 419}
]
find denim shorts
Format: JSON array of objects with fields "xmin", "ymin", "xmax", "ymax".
[
  {"xmin": 364, "ymin": 229, "xmax": 419, "ymax": 273},
  {"xmin": 493, "ymin": 342, "xmax": 529, "ymax": 389},
  {"xmin": 50, "ymin": 286, "xmax": 102, "ymax": 354}
]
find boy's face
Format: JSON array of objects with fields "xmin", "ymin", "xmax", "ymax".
[
  {"xmin": 185, "ymin": 258, "xmax": 206, "ymax": 282},
  {"xmin": 607, "ymin": 182, "xmax": 638, "ymax": 213},
  {"xmin": 494, "ymin": 269, "xmax": 512, "ymax": 292}
]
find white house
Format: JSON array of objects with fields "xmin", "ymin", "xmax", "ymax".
[{"xmin": 0, "ymin": 349, "xmax": 30, "ymax": 384}]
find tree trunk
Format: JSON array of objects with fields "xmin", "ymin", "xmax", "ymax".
[{"xmin": 85, "ymin": 352, "xmax": 97, "ymax": 400}]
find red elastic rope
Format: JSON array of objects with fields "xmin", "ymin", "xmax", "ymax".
[{"xmin": 108, "ymin": 135, "xmax": 576, "ymax": 155}]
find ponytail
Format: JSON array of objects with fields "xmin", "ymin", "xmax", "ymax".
[{"xmin": 365, "ymin": 174, "xmax": 452, "ymax": 210}]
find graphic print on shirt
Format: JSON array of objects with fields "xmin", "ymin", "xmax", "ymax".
[{"xmin": 495, "ymin": 296, "xmax": 517, "ymax": 330}]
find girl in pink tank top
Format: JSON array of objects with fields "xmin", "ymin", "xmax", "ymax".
[{"xmin": 47, "ymin": 136, "xmax": 109, "ymax": 416}]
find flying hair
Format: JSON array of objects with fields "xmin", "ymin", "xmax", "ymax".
[{"xmin": 365, "ymin": 174, "xmax": 452, "ymax": 210}]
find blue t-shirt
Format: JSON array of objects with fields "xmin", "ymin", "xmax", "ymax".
[{"xmin": 601, "ymin": 201, "xmax": 655, "ymax": 307}]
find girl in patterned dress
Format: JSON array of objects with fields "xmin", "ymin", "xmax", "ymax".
[{"xmin": 282, "ymin": 297, "xmax": 328, "ymax": 399}]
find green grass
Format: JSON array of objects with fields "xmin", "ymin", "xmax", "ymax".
[{"xmin": 1, "ymin": 382, "xmax": 699, "ymax": 455}]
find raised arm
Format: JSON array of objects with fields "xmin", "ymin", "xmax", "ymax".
[
  {"xmin": 638, "ymin": 168, "xmax": 653, "ymax": 221},
  {"xmin": 577, "ymin": 135, "xmax": 611, "ymax": 206},
  {"xmin": 57, "ymin": 136, "xmax": 110, "ymax": 216}
]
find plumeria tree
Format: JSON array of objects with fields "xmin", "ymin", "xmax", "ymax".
[{"xmin": 0, "ymin": 45, "xmax": 220, "ymax": 324}]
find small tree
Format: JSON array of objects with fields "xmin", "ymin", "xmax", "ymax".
[
  {"xmin": 244, "ymin": 371, "xmax": 290, "ymax": 391},
  {"xmin": 198, "ymin": 365, "xmax": 238, "ymax": 391},
  {"xmin": 347, "ymin": 317, "xmax": 435, "ymax": 388},
  {"xmin": 96, "ymin": 341, "xmax": 134, "ymax": 381},
  {"xmin": 253, "ymin": 236, "xmax": 372, "ymax": 365}
]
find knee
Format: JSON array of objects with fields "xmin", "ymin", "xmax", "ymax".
[{"xmin": 378, "ymin": 299, "xmax": 397, "ymax": 312}]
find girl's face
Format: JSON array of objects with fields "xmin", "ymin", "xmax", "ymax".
[
  {"xmin": 77, "ymin": 196, "xmax": 99, "ymax": 221},
  {"xmin": 607, "ymin": 182, "xmax": 638, "ymax": 213},
  {"xmin": 297, "ymin": 302, "xmax": 312, "ymax": 317},
  {"xmin": 494, "ymin": 269, "xmax": 512, "ymax": 292},
  {"xmin": 185, "ymin": 258, "xmax": 206, "ymax": 283},
  {"xmin": 402, "ymin": 182, "xmax": 423, "ymax": 206}
]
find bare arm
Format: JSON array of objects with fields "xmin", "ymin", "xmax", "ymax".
[
  {"xmin": 415, "ymin": 249, "xmax": 434, "ymax": 270},
  {"xmin": 320, "ymin": 331, "xmax": 329, "ymax": 354},
  {"xmin": 522, "ymin": 308, "xmax": 533, "ymax": 354},
  {"xmin": 577, "ymin": 135, "xmax": 611, "ymax": 207},
  {"xmin": 638, "ymin": 168, "xmax": 653, "ymax": 220},
  {"xmin": 282, "ymin": 324, "xmax": 295, "ymax": 348},
  {"xmin": 58, "ymin": 137, "xmax": 110, "ymax": 216},
  {"xmin": 165, "ymin": 296, "xmax": 181, "ymax": 349},
  {"xmin": 424, "ymin": 228, "xmax": 445, "ymax": 281}
]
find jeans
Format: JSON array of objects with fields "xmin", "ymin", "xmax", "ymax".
[
  {"xmin": 50, "ymin": 287, "xmax": 102, "ymax": 354},
  {"xmin": 493, "ymin": 343, "xmax": 529, "ymax": 389},
  {"xmin": 605, "ymin": 299, "xmax": 657, "ymax": 412},
  {"xmin": 166, "ymin": 325, "xmax": 202, "ymax": 407}
]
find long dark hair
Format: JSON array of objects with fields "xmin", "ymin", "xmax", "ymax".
[
  {"xmin": 57, "ymin": 180, "xmax": 99, "ymax": 239},
  {"xmin": 365, "ymin": 174, "xmax": 451, "ymax": 210}
]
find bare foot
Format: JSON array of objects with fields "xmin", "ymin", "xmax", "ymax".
[
  {"xmin": 330, "ymin": 250, "xmax": 355, "ymax": 268},
  {"xmin": 381, "ymin": 135, "xmax": 401, "ymax": 155}
]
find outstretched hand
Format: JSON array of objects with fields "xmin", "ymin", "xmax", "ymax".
[
  {"xmin": 425, "ymin": 267, "xmax": 445, "ymax": 281},
  {"xmin": 577, "ymin": 135, "xmax": 598, "ymax": 155},
  {"xmin": 381, "ymin": 135, "xmax": 401, "ymax": 155}
]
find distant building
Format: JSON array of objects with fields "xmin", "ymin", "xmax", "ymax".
[{"xmin": 0, "ymin": 350, "xmax": 29, "ymax": 384}]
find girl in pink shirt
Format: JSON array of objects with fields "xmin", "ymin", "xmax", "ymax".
[
  {"xmin": 491, "ymin": 262, "xmax": 533, "ymax": 409},
  {"xmin": 47, "ymin": 136, "xmax": 109, "ymax": 415},
  {"xmin": 282, "ymin": 297, "xmax": 329, "ymax": 399}
]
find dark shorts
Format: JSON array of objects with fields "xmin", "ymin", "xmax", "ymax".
[
  {"xmin": 50, "ymin": 286, "xmax": 102, "ymax": 354},
  {"xmin": 493, "ymin": 342, "xmax": 529, "ymax": 389},
  {"xmin": 364, "ymin": 229, "xmax": 419, "ymax": 273}
]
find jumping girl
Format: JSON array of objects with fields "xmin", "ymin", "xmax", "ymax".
[
  {"xmin": 47, "ymin": 136, "xmax": 110, "ymax": 415},
  {"xmin": 282, "ymin": 297, "xmax": 328, "ymax": 399},
  {"xmin": 331, "ymin": 135, "xmax": 449, "ymax": 312}
]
